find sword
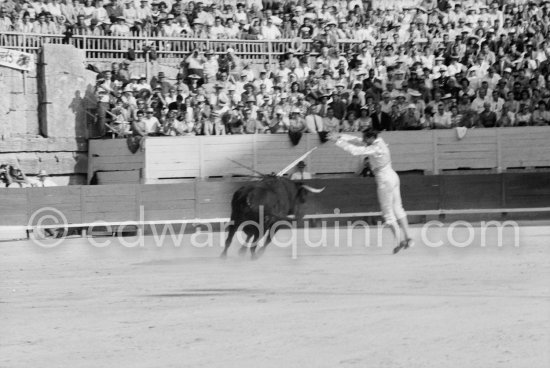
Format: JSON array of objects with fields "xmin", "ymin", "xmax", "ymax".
[
  {"xmin": 227, "ymin": 159, "xmax": 265, "ymax": 177},
  {"xmin": 277, "ymin": 147, "xmax": 318, "ymax": 177}
]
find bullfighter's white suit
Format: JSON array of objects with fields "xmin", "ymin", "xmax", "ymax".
[{"xmin": 334, "ymin": 134, "xmax": 406, "ymax": 225}]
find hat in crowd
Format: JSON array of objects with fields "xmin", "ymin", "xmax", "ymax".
[
  {"xmin": 409, "ymin": 89, "xmax": 422, "ymax": 97},
  {"xmin": 297, "ymin": 160, "xmax": 306, "ymax": 168},
  {"xmin": 196, "ymin": 95, "xmax": 206, "ymax": 102},
  {"xmin": 146, "ymin": 107, "xmax": 154, "ymax": 112},
  {"xmin": 37, "ymin": 170, "xmax": 48, "ymax": 177},
  {"xmin": 291, "ymin": 107, "xmax": 301, "ymax": 114},
  {"xmin": 407, "ymin": 104, "xmax": 416, "ymax": 109}
]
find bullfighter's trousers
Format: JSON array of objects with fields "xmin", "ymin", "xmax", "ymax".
[{"xmin": 375, "ymin": 167, "xmax": 407, "ymax": 225}]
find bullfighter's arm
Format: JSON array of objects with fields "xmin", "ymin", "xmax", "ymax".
[
  {"xmin": 334, "ymin": 137, "xmax": 378, "ymax": 156},
  {"xmin": 336, "ymin": 134, "xmax": 362, "ymax": 143}
]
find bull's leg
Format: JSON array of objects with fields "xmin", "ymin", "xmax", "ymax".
[
  {"xmin": 238, "ymin": 234, "xmax": 253, "ymax": 256},
  {"xmin": 254, "ymin": 233, "xmax": 273, "ymax": 259},
  {"xmin": 220, "ymin": 224, "xmax": 236, "ymax": 259},
  {"xmin": 250, "ymin": 232, "xmax": 268, "ymax": 260}
]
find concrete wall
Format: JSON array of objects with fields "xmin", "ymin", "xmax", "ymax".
[
  {"xmin": 0, "ymin": 65, "xmax": 39, "ymax": 136},
  {"xmin": 39, "ymin": 44, "xmax": 97, "ymax": 139},
  {"xmin": 0, "ymin": 136, "xmax": 88, "ymax": 185},
  {"xmin": 0, "ymin": 45, "xmax": 97, "ymax": 184}
]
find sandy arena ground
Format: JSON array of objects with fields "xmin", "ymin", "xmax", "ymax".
[{"xmin": 1, "ymin": 224, "xmax": 549, "ymax": 368}]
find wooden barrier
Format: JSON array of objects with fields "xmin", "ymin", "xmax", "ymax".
[
  {"xmin": 88, "ymin": 127, "xmax": 550, "ymax": 184},
  {"xmin": 88, "ymin": 139, "xmax": 145, "ymax": 184},
  {"xmin": 2, "ymin": 173, "xmax": 550, "ymax": 229}
]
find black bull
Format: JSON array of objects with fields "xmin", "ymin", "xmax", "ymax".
[{"xmin": 221, "ymin": 176, "xmax": 324, "ymax": 259}]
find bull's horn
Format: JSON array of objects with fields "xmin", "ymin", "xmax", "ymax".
[{"xmin": 301, "ymin": 185, "xmax": 325, "ymax": 193}]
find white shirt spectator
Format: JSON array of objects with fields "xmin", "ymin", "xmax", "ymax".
[
  {"xmin": 203, "ymin": 57, "xmax": 219, "ymax": 81},
  {"xmin": 432, "ymin": 110, "xmax": 452, "ymax": 128},
  {"xmin": 210, "ymin": 23, "xmax": 226, "ymax": 38},
  {"xmin": 0, "ymin": 16, "xmax": 12, "ymax": 31},
  {"xmin": 123, "ymin": 6, "xmax": 139, "ymax": 26},
  {"xmin": 136, "ymin": 3, "xmax": 151, "ymax": 22},
  {"xmin": 261, "ymin": 22, "xmax": 281, "ymax": 40},
  {"xmin": 92, "ymin": 5, "xmax": 109, "ymax": 25},
  {"xmin": 47, "ymin": 0, "xmax": 63, "ymax": 17},
  {"xmin": 111, "ymin": 22, "xmax": 131, "ymax": 36},
  {"xmin": 143, "ymin": 115, "xmax": 161, "ymax": 133}
]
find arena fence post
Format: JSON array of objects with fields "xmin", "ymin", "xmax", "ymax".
[
  {"xmin": 432, "ymin": 130, "xmax": 439, "ymax": 175},
  {"xmin": 267, "ymin": 41, "xmax": 273, "ymax": 69},
  {"xmin": 496, "ymin": 128, "xmax": 503, "ymax": 173}
]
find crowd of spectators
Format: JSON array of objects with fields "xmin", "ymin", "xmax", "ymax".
[{"xmin": 9, "ymin": 0, "xmax": 540, "ymax": 137}]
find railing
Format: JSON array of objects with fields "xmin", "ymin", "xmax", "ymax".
[{"xmin": 0, "ymin": 31, "xmax": 361, "ymax": 63}]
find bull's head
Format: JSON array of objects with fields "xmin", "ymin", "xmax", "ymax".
[{"xmin": 294, "ymin": 183, "xmax": 325, "ymax": 220}]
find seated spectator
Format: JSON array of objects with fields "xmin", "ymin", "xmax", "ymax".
[
  {"xmin": 132, "ymin": 108, "xmax": 160, "ymax": 136},
  {"xmin": 497, "ymin": 104, "xmax": 516, "ymax": 127},
  {"xmin": 531, "ymin": 101, "xmax": 550, "ymax": 126},
  {"xmin": 479, "ymin": 102, "xmax": 498, "ymax": 128},
  {"xmin": 515, "ymin": 104, "xmax": 532, "ymax": 126},
  {"xmin": 288, "ymin": 107, "xmax": 307, "ymax": 144},
  {"xmin": 3, "ymin": 166, "xmax": 33, "ymax": 188},
  {"xmin": 432, "ymin": 102, "xmax": 453, "ymax": 129},
  {"xmin": 397, "ymin": 104, "xmax": 425, "ymax": 130},
  {"xmin": 322, "ymin": 107, "xmax": 341, "ymax": 132},
  {"xmin": 162, "ymin": 109, "xmax": 190, "ymax": 136}
]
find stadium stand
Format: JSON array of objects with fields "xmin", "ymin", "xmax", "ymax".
[{"xmin": 1, "ymin": 0, "xmax": 550, "ymax": 139}]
